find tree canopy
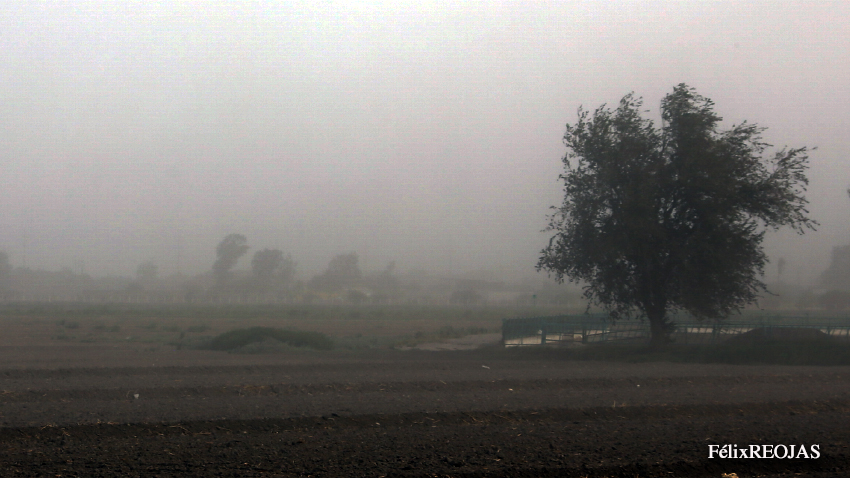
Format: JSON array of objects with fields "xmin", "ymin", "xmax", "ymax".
[
  {"xmin": 537, "ymin": 84, "xmax": 817, "ymax": 346},
  {"xmin": 251, "ymin": 248, "xmax": 296, "ymax": 293},
  {"xmin": 212, "ymin": 234, "xmax": 249, "ymax": 289},
  {"xmin": 311, "ymin": 252, "xmax": 362, "ymax": 292}
]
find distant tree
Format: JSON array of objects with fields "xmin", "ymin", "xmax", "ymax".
[
  {"xmin": 346, "ymin": 289, "xmax": 369, "ymax": 305},
  {"xmin": 818, "ymin": 290, "xmax": 850, "ymax": 310},
  {"xmin": 449, "ymin": 289, "xmax": 482, "ymax": 305},
  {"xmin": 136, "ymin": 260, "xmax": 158, "ymax": 285},
  {"xmin": 818, "ymin": 189, "xmax": 850, "ymax": 289},
  {"xmin": 538, "ymin": 84, "xmax": 817, "ymax": 346},
  {"xmin": 371, "ymin": 260, "xmax": 399, "ymax": 295},
  {"xmin": 327, "ymin": 252, "xmax": 361, "ymax": 284},
  {"xmin": 213, "ymin": 234, "xmax": 249, "ymax": 289},
  {"xmin": 818, "ymin": 245, "xmax": 850, "ymax": 290},
  {"xmin": 251, "ymin": 249, "xmax": 296, "ymax": 293},
  {"xmin": 312, "ymin": 252, "xmax": 362, "ymax": 291},
  {"xmin": 0, "ymin": 251, "xmax": 12, "ymax": 296}
]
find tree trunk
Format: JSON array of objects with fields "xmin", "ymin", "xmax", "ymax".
[{"xmin": 646, "ymin": 304, "xmax": 672, "ymax": 348}]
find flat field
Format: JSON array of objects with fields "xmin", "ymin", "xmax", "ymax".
[{"xmin": 0, "ymin": 305, "xmax": 848, "ymax": 477}]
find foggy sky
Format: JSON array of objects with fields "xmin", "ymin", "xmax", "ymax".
[{"xmin": 1, "ymin": 1, "xmax": 848, "ymax": 284}]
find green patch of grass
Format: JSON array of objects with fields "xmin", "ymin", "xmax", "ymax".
[
  {"xmin": 201, "ymin": 327, "xmax": 333, "ymax": 352},
  {"xmin": 503, "ymin": 341, "xmax": 850, "ymax": 366},
  {"xmin": 394, "ymin": 325, "xmax": 496, "ymax": 348}
]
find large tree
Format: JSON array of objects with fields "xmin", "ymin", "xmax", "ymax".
[
  {"xmin": 212, "ymin": 234, "xmax": 249, "ymax": 289},
  {"xmin": 538, "ymin": 84, "xmax": 817, "ymax": 346},
  {"xmin": 312, "ymin": 252, "xmax": 362, "ymax": 291},
  {"xmin": 251, "ymin": 248, "xmax": 296, "ymax": 293}
]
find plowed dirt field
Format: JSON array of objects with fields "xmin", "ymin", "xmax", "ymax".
[{"xmin": 1, "ymin": 345, "xmax": 849, "ymax": 477}]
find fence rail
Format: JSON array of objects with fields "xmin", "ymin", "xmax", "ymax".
[{"xmin": 502, "ymin": 314, "xmax": 850, "ymax": 346}]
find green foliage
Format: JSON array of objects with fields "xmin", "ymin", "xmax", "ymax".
[
  {"xmin": 312, "ymin": 252, "xmax": 362, "ymax": 291},
  {"xmin": 539, "ymin": 84, "xmax": 817, "ymax": 346},
  {"xmin": 213, "ymin": 233, "xmax": 249, "ymax": 288},
  {"xmin": 394, "ymin": 325, "xmax": 495, "ymax": 347},
  {"xmin": 202, "ymin": 327, "xmax": 333, "ymax": 351},
  {"xmin": 251, "ymin": 249, "xmax": 296, "ymax": 293},
  {"xmin": 506, "ymin": 342, "xmax": 850, "ymax": 366}
]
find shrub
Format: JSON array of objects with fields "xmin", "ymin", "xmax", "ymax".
[{"xmin": 202, "ymin": 327, "xmax": 333, "ymax": 352}]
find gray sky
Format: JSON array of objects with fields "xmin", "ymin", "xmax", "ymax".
[{"xmin": 0, "ymin": 1, "xmax": 848, "ymax": 283}]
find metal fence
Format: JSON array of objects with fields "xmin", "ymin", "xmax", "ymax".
[{"xmin": 502, "ymin": 313, "xmax": 850, "ymax": 346}]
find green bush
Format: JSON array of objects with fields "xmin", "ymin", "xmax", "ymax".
[
  {"xmin": 202, "ymin": 327, "xmax": 333, "ymax": 352},
  {"xmin": 505, "ymin": 341, "xmax": 850, "ymax": 366}
]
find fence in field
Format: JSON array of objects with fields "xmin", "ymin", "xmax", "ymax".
[{"xmin": 502, "ymin": 313, "xmax": 850, "ymax": 346}]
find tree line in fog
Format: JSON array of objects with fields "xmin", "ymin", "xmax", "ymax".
[{"xmin": 0, "ymin": 235, "xmax": 582, "ymax": 307}]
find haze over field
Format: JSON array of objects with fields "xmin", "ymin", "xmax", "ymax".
[{"xmin": 0, "ymin": 1, "xmax": 847, "ymax": 284}]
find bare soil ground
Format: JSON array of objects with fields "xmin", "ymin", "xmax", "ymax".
[{"xmin": 1, "ymin": 340, "xmax": 850, "ymax": 477}]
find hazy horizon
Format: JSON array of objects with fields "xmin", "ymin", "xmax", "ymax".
[{"xmin": 1, "ymin": 1, "xmax": 848, "ymax": 285}]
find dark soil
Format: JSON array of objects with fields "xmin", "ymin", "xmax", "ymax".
[{"xmin": 1, "ymin": 347, "xmax": 849, "ymax": 477}]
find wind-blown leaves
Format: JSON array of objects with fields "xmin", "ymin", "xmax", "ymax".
[{"xmin": 538, "ymin": 84, "xmax": 817, "ymax": 345}]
